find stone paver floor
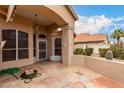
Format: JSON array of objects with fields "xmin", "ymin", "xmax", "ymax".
[{"xmin": 0, "ymin": 61, "xmax": 124, "ymax": 88}]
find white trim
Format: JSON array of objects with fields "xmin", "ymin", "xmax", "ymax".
[
  {"xmin": 0, "ymin": 30, "xmax": 2, "ymax": 63},
  {"xmin": 51, "ymin": 56, "xmax": 62, "ymax": 62},
  {"xmin": 37, "ymin": 39, "xmax": 47, "ymax": 61},
  {"xmin": 16, "ymin": 30, "xmax": 18, "ymax": 61}
]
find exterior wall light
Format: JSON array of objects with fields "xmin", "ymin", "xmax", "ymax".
[{"xmin": 56, "ymin": 27, "xmax": 62, "ymax": 32}]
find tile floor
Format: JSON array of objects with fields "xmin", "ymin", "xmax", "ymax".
[{"xmin": 0, "ymin": 61, "xmax": 124, "ymax": 88}]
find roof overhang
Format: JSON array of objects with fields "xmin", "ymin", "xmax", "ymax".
[
  {"xmin": 75, "ymin": 40, "xmax": 105, "ymax": 43},
  {"xmin": 65, "ymin": 5, "xmax": 78, "ymax": 21}
]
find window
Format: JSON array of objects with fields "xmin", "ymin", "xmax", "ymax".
[
  {"xmin": 18, "ymin": 31, "xmax": 29, "ymax": 59},
  {"xmin": 2, "ymin": 30, "xmax": 16, "ymax": 62},
  {"xmin": 55, "ymin": 38, "xmax": 61, "ymax": 56},
  {"xmin": 39, "ymin": 34, "xmax": 46, "ymax": 38},
  {"xmin": 33, "ymin": 34, "xmax": 36, "ymax": 57},
  {"xmin": 18, "ymin": 31, "xmax": 28, "ymax": 48},
  {"xmin": 1, "ymin": 30, "xmax": 29, "ymax": 62}
]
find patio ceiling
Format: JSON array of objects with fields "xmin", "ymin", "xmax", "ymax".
[
  {"xmin": 0, "ymin": 5, "xmax": 65, "ymax": 26},
  {"xmin": 0, "ymin": 6, "xmax": 8, "ymax": 19},
  {"xmin": 15, "ymin": 9, "xmax": 54, "ymax": 26}
]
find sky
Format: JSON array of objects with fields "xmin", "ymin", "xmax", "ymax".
[{"xmin": 72, "ymin": 5, "xmax": 124, "ymax": 42}]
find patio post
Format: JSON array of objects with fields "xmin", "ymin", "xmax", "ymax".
[{"xmin": 62, "ymin": 25, "xmax": 74, "ymax": 66}]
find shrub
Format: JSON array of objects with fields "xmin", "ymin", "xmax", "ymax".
[
  {"xmin": 99, "ymin": 47, "xmax": 124, "ymax": 60},
  {"xmin": 111, "ymin": 47, "xmax": 120, "ymax": 58},
  {"xmin": 118, "ymin": 53, "xmax": 124, "ymax": 60},
  {"xmin": 88, "ymin": 48, "xmax": 94, "ymax": 54},
  {"xmin": 84, "ymin": 48, "xmax": 94, "ymax": 56},
  {"xmin": 74, "ymin": 48, "xmax": 84, "ymax": 55},
  {"xmin": 117, "ymin": 48, "xmax": 124, "ymax": 60},
  {"xmin": 105, "ymin": 50, "xmax": 113, "ymax": 60},
  {"xmin": 111, "ymin": 47, "xmax": 124, "ymax": 58},
  {"xmin": 99, "ymin": 48, "xmax": 109, "ymax": 57}
]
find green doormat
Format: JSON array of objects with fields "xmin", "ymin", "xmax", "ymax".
[
  {"xmin": 20, "ymin": 70, "xmax": 41, "ymax": 83},
  {"xmin": 0, "ymin": 67, "xmax": 20, "ymax": 79}
]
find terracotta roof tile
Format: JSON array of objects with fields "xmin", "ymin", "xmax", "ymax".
[{"xmin": 74, "ymin": 34, "xmax": 107, "ymax": 43}]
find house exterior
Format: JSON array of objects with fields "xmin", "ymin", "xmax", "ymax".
[
  {"xmin": 0, "ymin": 5, "xmax": 78, "ymax": 69},
  {"xmin": 113, "ymin": 42, "xmax": 124, "ymax": 48},
  {"xmin": 74, "ymin": 34, "xmax": 110, "ymax": 54}
]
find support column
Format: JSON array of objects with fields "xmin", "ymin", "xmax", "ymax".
[{"xmin": 62, "ymin": 25, "xmax": 74, "ymax": 66}]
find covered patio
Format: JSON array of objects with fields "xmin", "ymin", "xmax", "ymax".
[
  {"xmin": 0, "ymin": 5, "xmax": 77, "ymax": 69},
  {"xmin": 0, "ymin": 5, "xmax": 124, "ymax": 88},
  {"xmin": 0, "ymin": 62, "xmax": 123, "ymax": 88}
]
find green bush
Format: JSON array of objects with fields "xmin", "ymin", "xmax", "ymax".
[
  {"xmin": 99, "ymin": 47, "xmax": 124, "ymax": 60},
  {"xmin": 89, "ymin": 48, "xmax": 94, "ymax": 54},
  {"xmin": 99, "ymin": 48, "xmax": 109, "ymax": 57},
  {"xmin": 111, "ymin": 47, "xmax": 124, "ymax": 58},
  {"xmin": 118, "ymin": 53, "xmax": 124, "ymax": 60},
  {"xmin": 117, "ymin": 48, "xmax": 124, "ymax": 60},
  {"xmin": 84, "ymin": 48, "xmax": 94, "ymax": 56},
  {"xmin": 111, "ymin": 47, "xmax": 121, "ymax": 58},
  {"xmin": 74, "ymin": 48, "xmax": 84, "ymax": 55}
]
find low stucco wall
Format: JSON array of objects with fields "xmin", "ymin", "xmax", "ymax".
[
  {"xmin": 85, "ymin": 56, "xmax": 124, "ymax": 83},
  {"xmin": 71, "ymin": 55, "xmax": 85, "ymax": 66},
  {"xmin": 72, "ymin": 55, "xmax": 124, "ymax": 83}
]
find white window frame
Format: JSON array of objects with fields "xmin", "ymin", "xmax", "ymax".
[
  {"xmin": 0, "ymin": 30, "xmax": 2, "ymax": 62},
  {"xmin": 16, "ymin": 29, "xmax": 18, "ymax": 61},
  {"xmin": 18, "ymin": 30, "xmax": 29, "ymax": 60},
  {"xmin": 54, "ymin": 37, "xmax": 62, "ymax": 56},
  {"xmin": 1, "ymin": 29, "xmax": 29, "ymax": 62},
  {"xmin": 1, "ymin": 29, "xmax": 17, "ymax": 62}
]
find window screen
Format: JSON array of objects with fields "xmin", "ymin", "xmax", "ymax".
[
  {"xmin": 1, "ymin": 30, "xmax": 29, "ymax": 62},
  {"xmin": 33, "ymin": 34, "xmax": 36, "ymax": 57},
  {"xmin": 18, "ymin": 31, "xmax": 29, "ymax": 59},
  {"xmin": 2, "ymin": 30, "xmax": 16, "ymax": 62},
  {"xmin": 55, "ymin": 38, "xmax": 61, "ymax": 56}
]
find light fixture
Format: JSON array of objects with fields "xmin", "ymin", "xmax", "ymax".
[
  {"xmin": 56, "ymin": 27, "xmax": 62, "ymax": 32},
  {"xmin": 56, "ymin": 25, "xmax": 71, "ymax": 32},
  {"xmin": 34, "ymin": 14, "xmax": 39, "ymax": 34}
]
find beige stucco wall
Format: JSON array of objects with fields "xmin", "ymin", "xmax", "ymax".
[
  {"xmin": 85, "ymin": 56, "xmax": 124, "ymax": 83},
  {"xmin": 72, "ymin": 55, "xmax": 124, "ymax": 84},
  {"xmin": 62, "ymin": 26, "xmax": 74, "ymax": 66},
  {"xmin": 47, "ymin": 27, "xmax": 62, "ymax": 60},
  {"xmin": 74, "ymin": 41, "xmax": 109, "ymax": 54},
  {"xmin": 0, "ymin": 15, "xmax": 47, "ymax": 69},
  {"xmin": 71, "ymin": 55, "xmax": 85, "ymax": 66}
]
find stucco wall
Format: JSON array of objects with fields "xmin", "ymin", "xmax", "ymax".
[
  {"xmin": 71, "ymin": 55, "xmax": 85, "ymax": 66},
  {"xmin": 71, "ymin": 55, "xmax": 124, "ymax": 83},
  {"xmin": 85, "ymin": 56, "xmax": 124, "ymax": 83},
  {"xmin": 0, "ymin": 15, "xmax": 47, "ymax": 69},
  {"xmin": 62, "ymin": 26, "xmax": 74, "ymax": 66}
]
